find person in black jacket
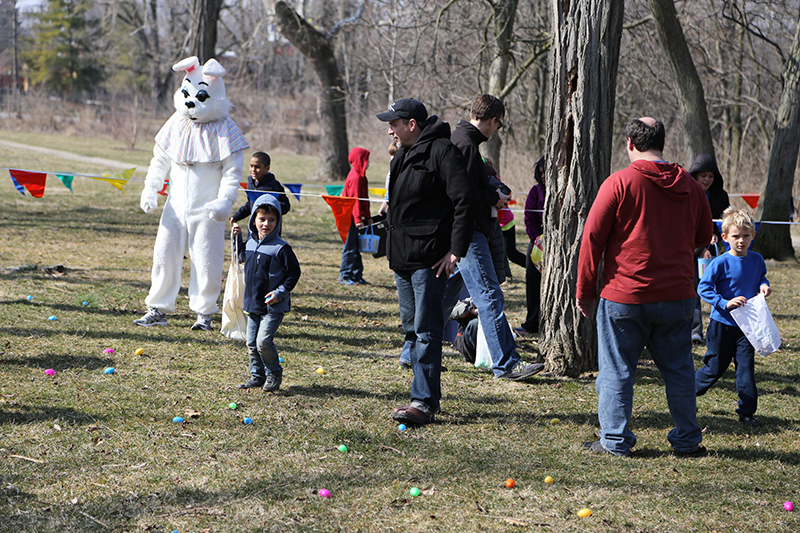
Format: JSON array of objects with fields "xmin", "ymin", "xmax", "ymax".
[
  {"xmin": 688, "ymin": 153, "xmax": 730, "ymax": 344},
  {"xmin": 377, "ymin": 98, "xmax": 478, "ymax": 426},
  {"xmin": 230, "ymin": 152, "xmax": 291, "ymax": 227}
]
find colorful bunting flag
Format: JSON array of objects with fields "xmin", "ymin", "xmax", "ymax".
[
  {"xmin": 368, "ymin": 187, "xmax": 387, "ymax": 198},
  {"xmin": 93, "ymin": 167, "xmax": 134, "ymax": 192},
  {"xmin": 8, "ymin": 172, "xmax": 25, "ymax": 195},
  {"xmin": 285, "ymin": 183, "xmax": 302, "ymax": 201},
  {"xmin": 9, "ymin": 169, "xmax": 47, "ymax": 198},
  {"xmin": 740, "ymin": 194, "xmax": 760, "ymax": 209},
  {"xmin": 323, "ymin": 195, "xmax": 357, "ymax": 243},
  {"xmin": 325, "ymin": 185, "xmax": 344, "ymax": 197},
  {"xmin": 56, "ymin": 174, "xmax": 74, "ymax": 192},
  {"xmin": 245, "ymin": 190, "xmax": 279, "ymax": 205},
  {"xmin": 158, "ymin": 179, "xmax": 169, "ymax": 196}
]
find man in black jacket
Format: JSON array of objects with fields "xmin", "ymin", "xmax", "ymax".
[{"xmin": 377, "ymin": 98, "xmax": 478, "ymax": 426}]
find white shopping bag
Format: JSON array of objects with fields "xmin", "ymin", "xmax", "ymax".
[
  {"xmin": 729, "ymin": 293, "xmax": 781, "ymax": 356},
  {"xmin": 220, "ymin": 238, "xmax": 247, "ymax": 340},
  {"xmin": 474, "ymin": 315, "xmax": 516, "ymax": 370}
]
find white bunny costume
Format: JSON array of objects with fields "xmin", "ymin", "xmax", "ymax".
[{"xmin": 137, "ymin": 56, "xmax": 248, "ymax": 329}]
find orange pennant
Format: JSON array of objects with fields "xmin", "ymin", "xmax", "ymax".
[
  {"xmin": 741, "ymin": 194, "xmax": 760, "ymax": 209},
  {"xmin": 9, "ymin": 169, "xmax": 47, "ymax": 198},
  {"xmin": 323, "ymin": 195, "xmax": 357, "ymax": 243}
]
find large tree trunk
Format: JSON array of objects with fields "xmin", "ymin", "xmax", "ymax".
[
  {"xmin": 189, "ymin": 0, "xmax": 223, "ymax": 63},
  {"xmin": 274, "ymin": 1, "xmax": 350, "ymax": 181},
  {"xmin": 647, "ymin": 0, "xmax": 715, "ymax": 165},
  {"xmin": 541, "ymin": 0, "xmax": 624, "ymax": 376},
  {"xmin": 754, "ymin": 17, "xmax": 800, "ymax": 261},
  {"xmin": 484, "ymin": 0, "xmax": 519, "ymax": 167}
]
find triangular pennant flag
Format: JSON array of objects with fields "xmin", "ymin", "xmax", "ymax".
[
  {"xmin": 8, "ymin": 171, "xmax": 25, "ymax": 195},
  {"xmin": 9, "ymin": 169, "xmax": 47, "ymax": 198},
  {"xmin": 240, "ymin": 181, "xmax": 247, "ymax": 189},
  {"xmin": 369, "ymin": 187, "xmax": 387, "ymax": 197},
  {"xmin": 741, "ymin": 194, "xmax": 760, "ymax": 209},
  {"xmin": 95, "ymin": 167, "xmax": 134, "ymax": 192},
  {"xmin": 325, "ymin": 185, "xmax": 344, "ymax": 196},
  {"xmin": 56, "ymin": 174, "xmax": 74, "ymax": 192},
  {"xmin": 285, "ymin": 183, "xmax": 302, "ymax": 201},
  {"xmin": 245, "ymin": 190, "xmax": 279, "ymax": 205},
  {"xmin": 323, "ymin": 195, "xmax": 357, "ymax": 243},
  {"xmin": 157, "ymin": 179, "xmax": 169, "ymax": 196}
]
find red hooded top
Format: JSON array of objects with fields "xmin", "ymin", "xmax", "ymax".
[
  {"xmin": 577, "ymin": 159, "xmax": 713, "ymax": 304},
  {"xmin": 344, "ymin": 147, "xmax": 371, "ymax": 224}
]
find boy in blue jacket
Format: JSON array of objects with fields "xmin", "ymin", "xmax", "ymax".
[
  {"xmin": 233, "ymin": 193, "xmax": 301, "ymax": 391},
  {"xmin": 696, "ymin": 207, "xmax": 771, "ymax": 427}
]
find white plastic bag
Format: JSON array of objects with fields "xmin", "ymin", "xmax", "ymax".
[
  {"xmin": 729, "ymin": 293, "xmax": 781, "ymax": 356},
  {"xmin": 220, "ymin": 238, "xmax": 247, "ymax": 340},
  {"xmin": 474, "ymin": 315, "xmax": 516, "ymax": 370}
]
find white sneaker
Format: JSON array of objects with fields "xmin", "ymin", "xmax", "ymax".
[
  {"xmin": 191, "ymin": 314, "xmax": 213, "ymax": 331},
  {"xmin": 133, "ymin": 307, "xmax": 167, "ymax": 327}
]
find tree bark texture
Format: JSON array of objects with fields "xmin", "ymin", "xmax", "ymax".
[
  {"xmin": 542, "ymin": 0, "xmax": 624, "ymax": 376},
  {"xmin": 647, "ymin": 0, "xmax": 715, "ymax": 166},
  {"xmin": 754, "ymin": 16, "xmax": 800, "ymax": 262},
  {"xmin": 485, "ymin": 0, "xmax": 519, "ymax": 168},
  {"xmin": 274, "ymin": 1, "xmax": 350, "ymax": 181},
  {"xmin": 189, "ymin": 0, "xmax": 223, "ymax": 63}
]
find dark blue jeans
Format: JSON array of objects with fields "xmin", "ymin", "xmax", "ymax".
[
  {"xmin": 246, "ymin": 311, "xmax": 284, "ymax": 380},
  {"xmin": 696, "ymin": 319, "xmax": 757, "ymax": 416},
  {"xmin": 596, "ymin": 297, "xmax": 701, "ymax": 455},
  {"xmin": 339, "ymin": 221, "xmax": 364, "ymax": 282},
  {"xmin": 394, "ymin": 268, "xmax": 446, "ymax": 413}
]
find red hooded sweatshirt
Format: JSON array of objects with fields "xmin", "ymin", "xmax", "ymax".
[
  {"xmin": 344, "ymin": 147, "xmax": 371, "ymax": 224},
  {"xmin": 577, "ymin": 159, "xmax": 713, "ymax": 305}
]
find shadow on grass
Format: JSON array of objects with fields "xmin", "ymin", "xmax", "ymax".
[
  {"xmin": 0, "ymin": 327, "xmax": 243, "ymax": 347},
  {"xmin": 0, "ymin": 353, "xmax": 114, "ymax": 370},
  {"xmin": 0, "ymin": 403, "xmax": 101, "ymax": 426},
  {"xmin": 280, "ymin": 383, "xmax": 396, "ymax": 401}
]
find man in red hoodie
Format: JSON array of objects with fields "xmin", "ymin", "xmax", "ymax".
[{"xmin": 576, "ymin": 117, "xmax": 713, "ymax": 457}]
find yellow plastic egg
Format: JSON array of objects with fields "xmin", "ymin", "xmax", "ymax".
[
  {"xmin": 549, "ymin": 418, "xmax": 560, "ymax": 424},
  {"xmin": 135, "ymin": 348, "xmax": 144, "ymax": 356},
  {"xmin": 577, "ymin": 508, "xmax": 592, "ymax": 518},
  {"xmin": 316, "ymin": 367, "xmax": 326, "ymax": 374},
  {"xmin": 544, "ymin": 475, "xmax": 554, "ymax": 484}
]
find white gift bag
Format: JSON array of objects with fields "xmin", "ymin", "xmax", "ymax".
[
  {"xmin": 474, "ymin": 315, "xmax": 516, "ymax": 370},
  {"xmin": 729, "ymin": 293, "xmax": 781, "ymax": 356},
  {"xmin": 220, "ymin": 238, "xmax": 248, "ymax": 341}
]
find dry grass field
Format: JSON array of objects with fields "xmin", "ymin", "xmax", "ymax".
[{"xmin": 1, "ymin": 131, "xmax": 799, "ymax": 532}]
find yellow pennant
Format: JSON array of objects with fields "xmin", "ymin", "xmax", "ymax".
[{"xmin": 94, "ymin": 167, "xmax": 135, "ymax": 192}]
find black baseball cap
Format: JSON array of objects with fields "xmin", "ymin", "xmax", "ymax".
[{"xmin": 376, "ymin": 98, "xmax": 428, "ymax": 123}]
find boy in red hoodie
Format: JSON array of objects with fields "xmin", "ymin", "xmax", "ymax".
[{"xmin": 339, "ymin": 147, "xmax": 372, "ymax": 284}]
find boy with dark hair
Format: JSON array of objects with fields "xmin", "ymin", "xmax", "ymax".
[
  {"xmin": 696, "ymin": 207, "xmax": 772, "ymax": 427},
  {"xmin": 230, "ymin": 151, "xmax": 291, "ymax": 227},
  {"xmin": 232, "ymin": 194, "xmax": 301, "ymax": 392}
]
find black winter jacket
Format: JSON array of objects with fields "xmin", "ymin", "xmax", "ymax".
[
  {"xmin": 386, "ymin": 117, "xmax": 478, "ymax": 271},
  {"xmin": 231, "ymin": 172, "xmax": 291, "ymax": 222}
]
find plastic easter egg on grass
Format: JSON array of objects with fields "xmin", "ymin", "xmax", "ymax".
[
  {"xmin": 279, "ymin": 357, "xmax": 284, "ymax": 363},
  {"xmin": 505, "ymin": 478, "xmax": 516, "ymax": 488},
  {"xmin": 319, "ymin": 489, "xmax": 331, "ymax": 498},
  {"xmin": 26, "ymin": 295, "xmax": 33, "ymax": 301},
  {"xmin": 82, "ymin": 301, "xmax": 89, "ymax": 307},
  {"xmin": 47, "ymin": 316, "xmax": 57, "ymax": 321},
  {"xmin": 544, "ymin": 475, "xmax": 554, "ymax": 484},
  {"xmin": 243, "ymin": 417, "xmax": 254, "ymax": 425},
  {"xmin": 549, "ymin": 418, "xmax": 560, "ymax": 425},
  {"xmin": 135, "ymin": 348, "xmax": 144, "ymax": 356},
  {"xmin": 45, "ymin": 369, "xmax": 55, "ymax": 376},
  {"xmin": 316, "ymin": 367, "xmax": 326, "ymax": 374},
  {"xmin": 103, "ymin": 348, "xmax": 114, "ymax": 354},
  {"xmin": 338, "ymin": 444, "xmax": 348, "ymax": 453},
  {"xmin": 172, "ymin": 416, "xmax": 184, "ymax": 423},
  {"xmin": 398, "ymin": 424, "xmax": 407, "ymax": 431},
  {"xmin": 104, "ymin": 367, "xmax": 115, "ymax": 375},
  {"xmin": 577, "ymin": 508, "xmax": 592, "ymax": 518},
  {"xmin": 228, "ymin": 402, "xmax": 238, "ymax": 410},
  {"xmin": 785, "ymin": 501, "xmax": 794, "ymax": 512},
  {"xmin": 410, "ymin": 487, "xmax": 420, "ymax": 497}
]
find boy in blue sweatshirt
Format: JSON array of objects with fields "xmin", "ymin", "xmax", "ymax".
[
  {"xmin": 233, "ymin": 193, "xmax": 301, "ymax": 391},
  {"xmin": 696, "ymin": 207, "xmax": 771, "ymax": 427}
]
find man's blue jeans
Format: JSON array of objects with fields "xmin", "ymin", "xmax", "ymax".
[
  {"xmin": 339, "ymin": 221, "xmax": 364, "ymax": 282},
  {"xmin": 596, "ymin": 297, "xmax": 702, "ymax": 455},
  {"xmin": 394, "ymin": 268, "xmax": 446, "ymax": 413},
  {"xmin": 246, "ymin": 312, "xmax": 284, "ymax": 379},
  {"xmin": 696, "ymin": 319, "xmax": 757, "ymax": 416},
  {"xmin": 457, "ymin": 231, "xmax": 518, "ymax": 377}
]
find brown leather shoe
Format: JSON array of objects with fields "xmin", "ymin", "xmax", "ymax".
[{"xmin": 391, "ymin": 405, "xmax": 434, "ymax": 425}]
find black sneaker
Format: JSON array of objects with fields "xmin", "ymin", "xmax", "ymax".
[
  {"xmin": 496, "ymin": 362, "xmax": 544, "ymax": 381},
  {"xmin": 673, "ymin": 445, "xmax": 707, "ymax": 458},
  {"xmin": 262, "ymin": 374, "xmax": 282, "ymax": 392},
  {"xmin": 739, "ymin": 415, "xmax": 762, "ymax": 428},
  {"xmin": 238, "ymin": 377, "xmax": 265, "ymax": 389}
]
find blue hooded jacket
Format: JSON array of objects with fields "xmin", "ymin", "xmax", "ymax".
[{"xmin": 238, "ymin": 193, "xmax": 301, "ymax": 315}]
